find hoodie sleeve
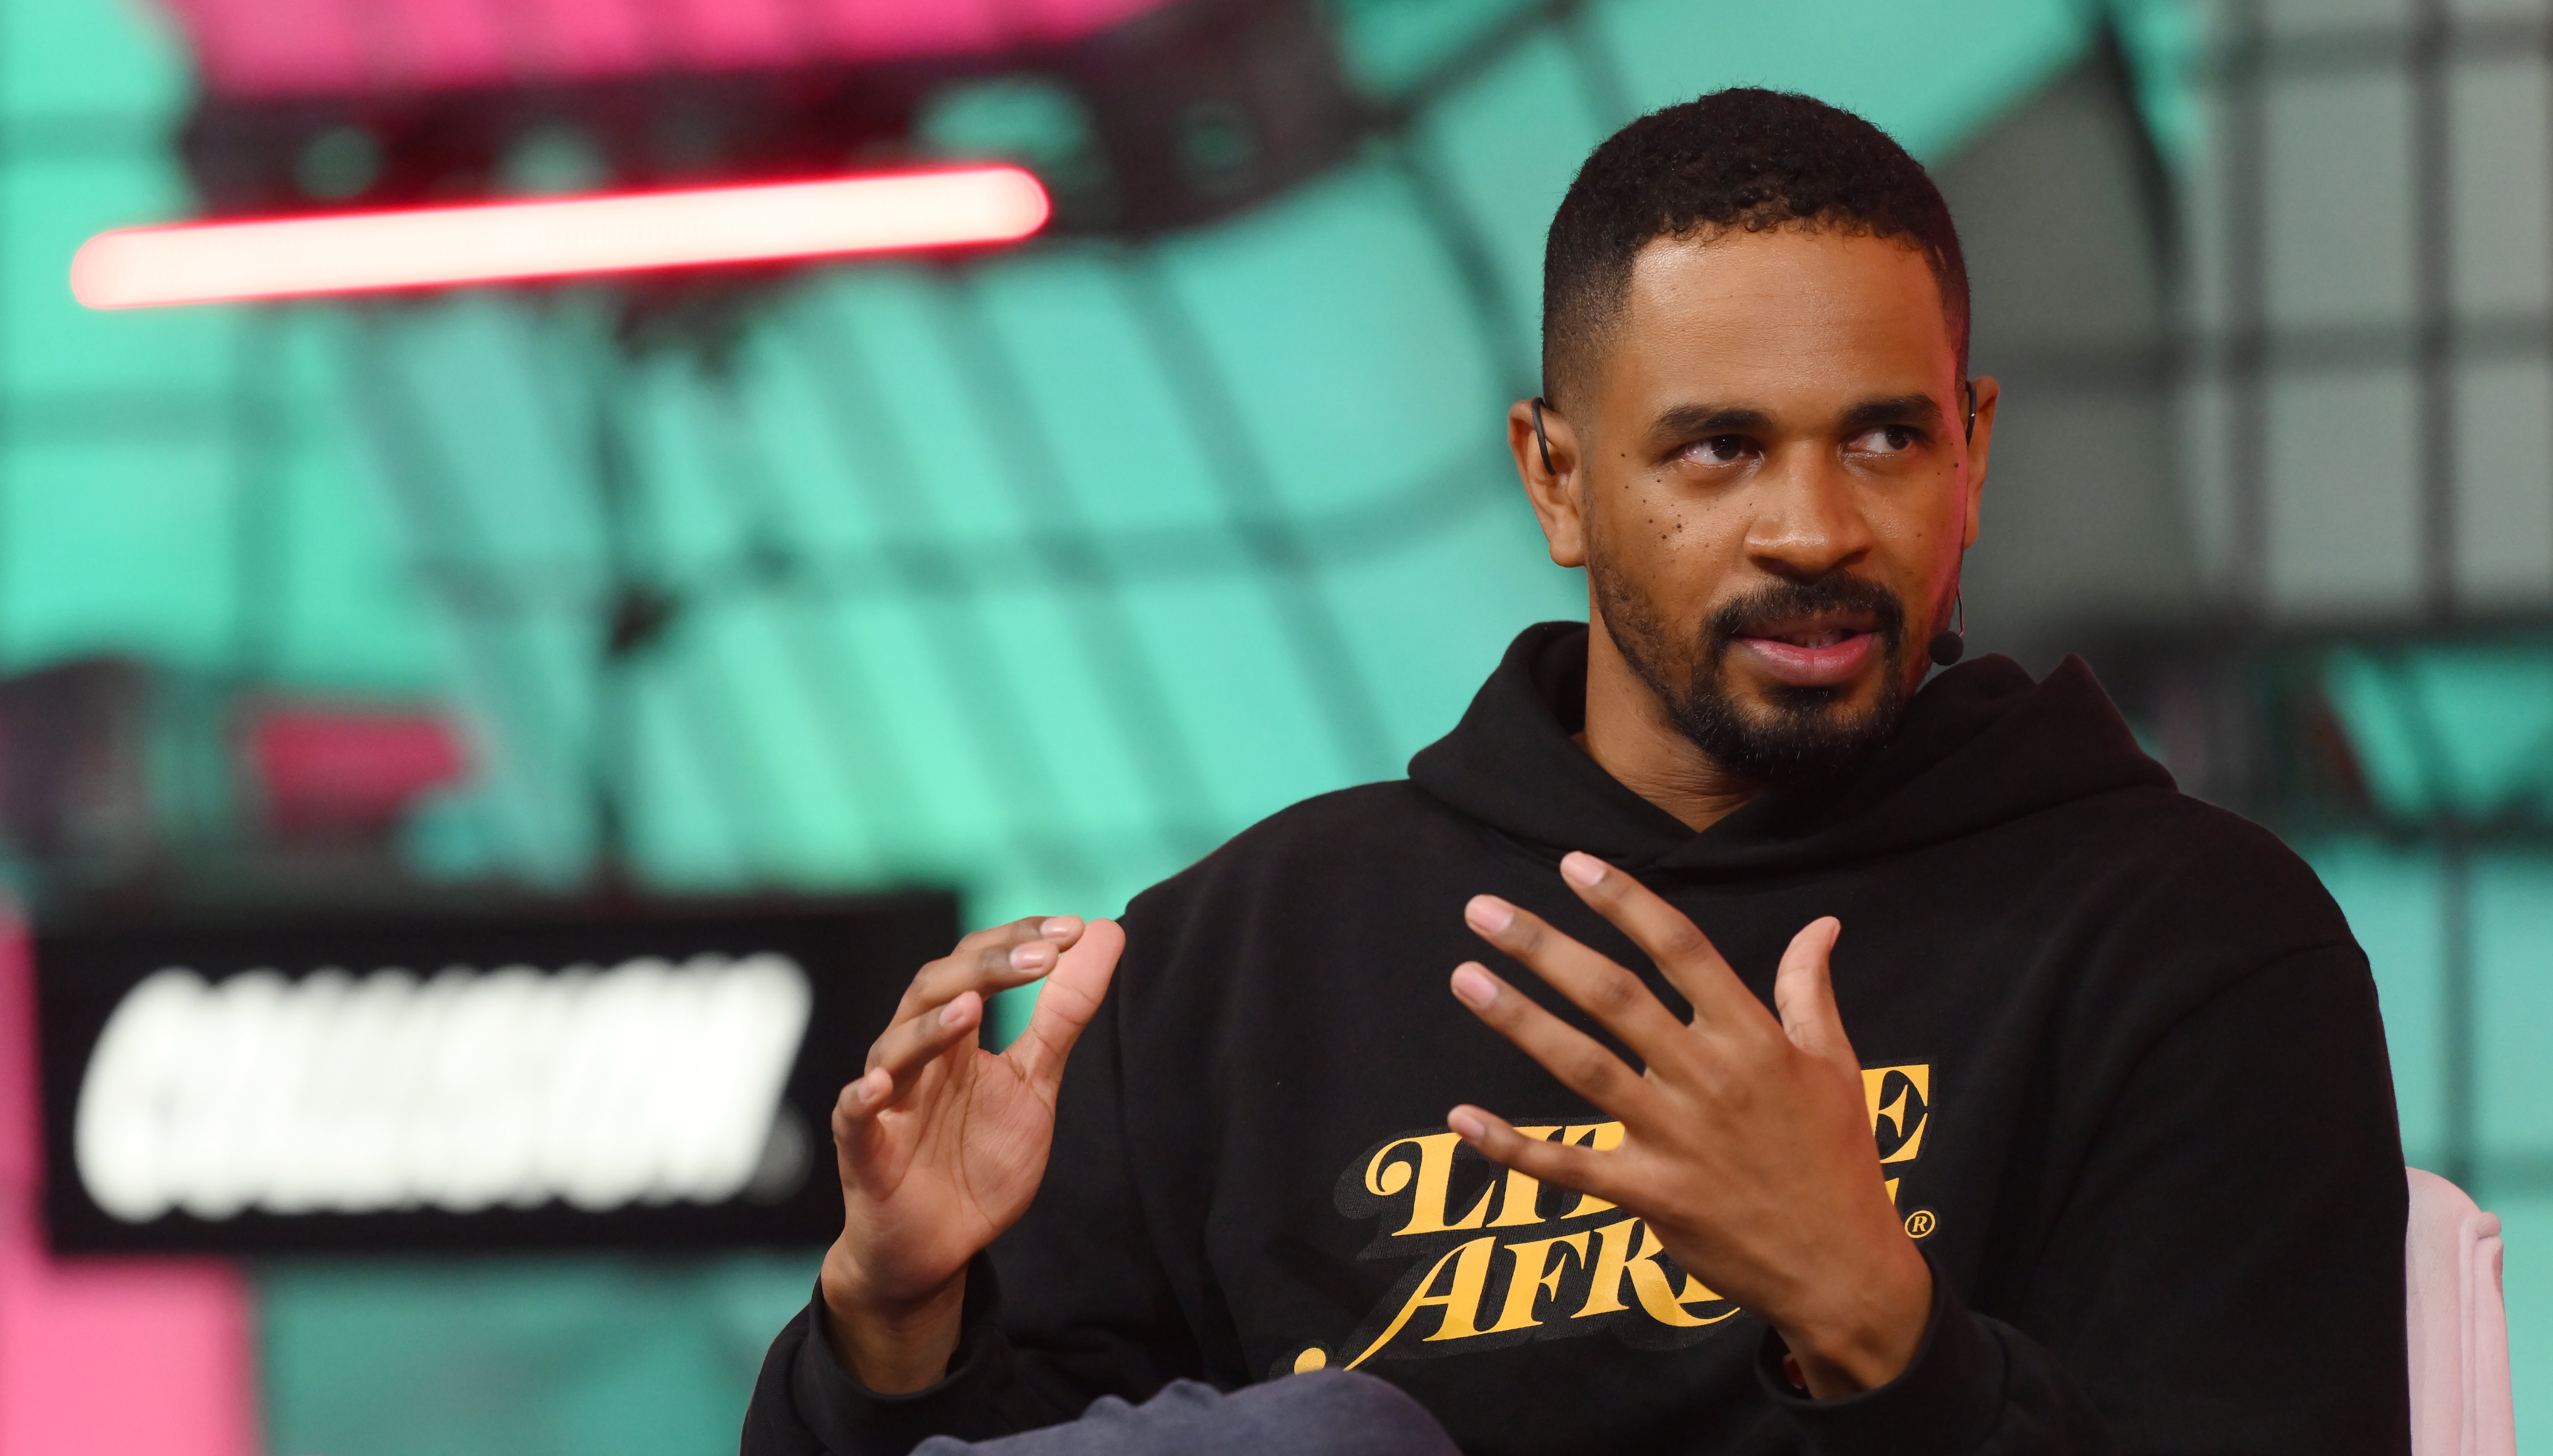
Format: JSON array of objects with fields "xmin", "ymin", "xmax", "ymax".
[
  {"xmin": 740, "ymin": 945, "xmax": 1208, "ymax": 1456},
  {"xmin": 1755, "ymin": 941, "xmax": 2411, "ymax": 1456}
]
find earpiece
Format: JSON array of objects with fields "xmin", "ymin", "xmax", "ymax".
[{"xmin": 1938, "ymin": 387, "xmax": 1977, "ymax": 665}]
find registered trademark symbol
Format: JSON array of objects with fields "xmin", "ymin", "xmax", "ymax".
[{"xmin": 1904, "ymin": 1209, "xmax": 1938, "ymax": 1239}]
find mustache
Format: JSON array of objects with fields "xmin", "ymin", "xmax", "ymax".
[{"xmin": 1702, "ymin": 574, "xmax": 1909, "ymax": 655}]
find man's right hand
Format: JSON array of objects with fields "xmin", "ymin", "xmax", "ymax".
[{"xmin": 819, "ymin": 915, "xmax": 1126, "ymax": 1393}]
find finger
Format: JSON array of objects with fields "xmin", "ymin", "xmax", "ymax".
[
  {"xmin": 1008, "ymin": 918, "xmax": 1125, "ymax": 1091},
  {"xmin": 1555, "ymin": 851, "xmax": 1758, "ymax": 1027},
  {"xmin": 860, "ymin": 988, "xmax": 986, "ymax": 1107},
  {"xmin": 1462, "ymin": 894, "xmax": 1690, "ymax": 1062},
  {"xmin": 1449, "ymin": 961, "xmax": 1656, "ymax": 1120},
  {"xmin": 897, "ymin": 916, "xmax": 1086, "ymax": 1019},
  {"xmin": 832, "ymin": 1062, "xmax": 931, "ymax": 1201},
  {"xmin": 832, "ymin": 1068, "xmax": 897, "ymax": 1179},
  {"xmin": 1445, "ymin": 1104, "xmax": 1622, "ymax": 1203},
  {"xmin": 1772, "ymin": 916, "xmax": 1858, "ymax": 1072}
]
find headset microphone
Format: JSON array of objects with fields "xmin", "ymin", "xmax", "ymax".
[
  {"xmin": 1927, "ymin": 590, "xmax": 1966, "ymax": 667},
  {"xmin": 1931, "ymin": 383, "xmax": 1979, "ymax": 665}
]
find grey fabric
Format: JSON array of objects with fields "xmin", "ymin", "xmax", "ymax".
[{"xmin": 911, "ymin": 1372, "xmax": 1459, "ymax": 1456}]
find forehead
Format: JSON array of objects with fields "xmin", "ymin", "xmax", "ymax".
[{"xmin": 1601, "ymin": 228, "xmax": 1954, "ymax": 407}]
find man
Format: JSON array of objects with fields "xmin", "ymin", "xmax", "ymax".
[{"xmin": 745, "ymin": 89, "xmax": 2409, "ymax": 1456}]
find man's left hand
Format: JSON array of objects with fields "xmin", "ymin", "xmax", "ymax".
[{"xmin": 1446, "ymin": 849, "xmax": 1931, "ymax": 1399}]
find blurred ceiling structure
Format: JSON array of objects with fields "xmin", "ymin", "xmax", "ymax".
[
  {"xmin": 13, "ymin": 0, "xmax": 2176, "ymax": 929},
  {"xmin": 23, "ymin": 0, "xmax": 2553, "ymax": 926}
]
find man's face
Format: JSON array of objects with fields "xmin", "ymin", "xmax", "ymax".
[{"xmin": 1521, "ymin": 227, "xmax": 1991, "ymax": 786}]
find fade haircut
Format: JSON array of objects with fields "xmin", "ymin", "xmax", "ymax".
[{"xmin": 1540, "ymin": 88, "xmax": 1969, "ymax": 412}]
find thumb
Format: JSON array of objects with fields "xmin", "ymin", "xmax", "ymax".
[
  {"xmin": 1772, "ymin": 916, "xmax": 1856, "ymax": 1072},
  {"xmin": 1008, "ymin": 918, "xmax": 1124, "ymax": 1090}
]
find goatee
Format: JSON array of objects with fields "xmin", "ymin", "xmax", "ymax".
[{"xmin": 1593, "ymin": 558, "xmax": 1913, "ymax": 789}]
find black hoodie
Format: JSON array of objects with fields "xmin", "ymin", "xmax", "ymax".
[{"xmin": 745, "ymin": 622, "xmax": 2411, "ymax": 1456}]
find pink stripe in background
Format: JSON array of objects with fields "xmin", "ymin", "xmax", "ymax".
[
  {"xmin": 822, "ymin": 0, "xmax": 1008, "ymax": 63},
  {"xmin": 376, "ymin": 0, "xmax": 518, "ymax": 94},
  {"xmin": 0, "ymin": 920, "xmax": 258, "ymax": 1456},
  {"xmin": 150, "ymin": 0, "xmax": 1188, "ymax": 96},
  {"xmin": 659, "ymin": 0, "xmax": 800, "ymax": 73},
  {"xmin": 522, "ymin": 0, "xmax": 659, "ymax": 81},
  {"xmin": 1013, "ymin": 0, "xmax": 1183, "ymax": 42}
]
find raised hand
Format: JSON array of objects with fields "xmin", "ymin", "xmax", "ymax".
[
  {"xmin": 1444, "ymin": 852, "xmax": 1930, "ymax": 1399},
  {"xmin": 819, "ymin": 915, "xmax": 1126, "ymax": 1392}
]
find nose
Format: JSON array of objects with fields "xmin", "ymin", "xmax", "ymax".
[{"xmin": 1742, "ymin": 449, "xmax": 1874, "ymax": 584}]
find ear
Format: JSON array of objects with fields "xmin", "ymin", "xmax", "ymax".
[
  {"xmin": 1507, "ymin": 397, "xmax": 1588, "ymax": 569},
  {"xmin": 1959, "ymin": 376, "xmax": 2000, "ymax": 550}
]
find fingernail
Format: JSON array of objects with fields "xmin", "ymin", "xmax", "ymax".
[
  {"xmin": 852, "ymin": 1071, "xmax": 881, "ymax": 1104},
  {"xmin": 1448, "ymin": 1108, "xmax": 1487, "ymax": 1141},
  {"xmin": 1010, "ymin": 941, "xmax": 1052, "ymax": 971},
  {"xmin": 1451, "ymin": 964, "xmax": 1498, "ymax": 1008},
  {"xmin": 940, "ymin": 998, "xmax": 973, "ymax": 1028},
  {"xmin": 1464, "ymin": 895, "xmax": 1513, "ymax": 934},
  {"xmin": 1561, "ymin": 852, "xmax": 1606, "ymax": 887},
  {"xmin": 1041, "ymin": 916, "xmax": 1080, "ymax": 939}
]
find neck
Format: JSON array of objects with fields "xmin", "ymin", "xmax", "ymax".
[{"xmin": 1576, "ymin": 615, "xmax": 1763, "ymax": 833}]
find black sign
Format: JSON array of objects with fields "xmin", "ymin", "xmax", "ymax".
[{"xmin": 36, "ymin": 892, "xmax": 955, "ymax": 1254}]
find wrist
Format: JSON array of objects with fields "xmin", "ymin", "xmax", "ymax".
[
  {"xmin": 1776, "ymin": 1239, "xmax": 1933, "ymax": 1400},
  {"xmin": 819, "ymin": 1244, "xmax": 969, "ymax": 1394}
]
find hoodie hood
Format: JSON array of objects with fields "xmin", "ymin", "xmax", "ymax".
[{"xmin": 1408, "ymin": 620, "xmax": 2175, "ymax": 876}]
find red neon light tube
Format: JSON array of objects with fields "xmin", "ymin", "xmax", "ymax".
[{"xmin": 71, "ymin": 165, "xmax": 1050, "ymax": 308}]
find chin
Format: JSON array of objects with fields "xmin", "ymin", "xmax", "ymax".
[
  {"xmin": 1736, "ymin": 669, "xmax": 1887, "ymax": 722},
  {"xmin": 1671, "ymin": 660, "xmax": 1910, "ymax": 789}
]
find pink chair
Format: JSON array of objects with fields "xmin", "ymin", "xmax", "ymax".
[{"xmin": 2406, "ymin": 1168, "xmax": 2515, "ymax": 1456}]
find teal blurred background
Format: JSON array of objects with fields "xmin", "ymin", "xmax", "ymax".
[{"xmin": 5, "ymin": 0, "xmax": 2550, "ymax": 1452}]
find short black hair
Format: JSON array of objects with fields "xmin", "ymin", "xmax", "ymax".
[{"xmin": 1540, "ymin": 88, "xmax": 1969, "ymax": 411}]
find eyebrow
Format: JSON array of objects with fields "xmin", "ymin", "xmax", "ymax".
[
  {"xmin": 1651, "ymin": 403, "xmax": 1773, "ymax": 439},
  {"xmin": 1840, "ymin": 394, "xmax": 1945, "ymax": 431},
  {"xmin": 1647, "ymin": 393, "xmax": 1948, "ymax": 443}
]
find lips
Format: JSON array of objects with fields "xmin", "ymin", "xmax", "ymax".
[{"xmin": 1727, "ymin": 615, "xmax": 1881, "ymax": 687}]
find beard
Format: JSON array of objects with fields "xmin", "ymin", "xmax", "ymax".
[{"xmin": 1591, "ymin": 551, "xmax": 1913, "ymax": 789}]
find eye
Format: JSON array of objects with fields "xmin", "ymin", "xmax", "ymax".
[
  {"xmin": 1847, "ymin": 425, "xmax": 1921, "ymax": 456},
  {"xmin": 1682, "ymin": 434, "xmax": 1754, "ymax": 466}
]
